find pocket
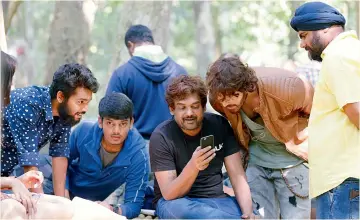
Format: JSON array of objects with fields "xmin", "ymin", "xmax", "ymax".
[
  {"xmin": 280, "ymin": 164, "xmax": 309, "ymax": 198},
  {"xmin": 246, "ymin": 164, "xmax": 264, "ymax": 184}
]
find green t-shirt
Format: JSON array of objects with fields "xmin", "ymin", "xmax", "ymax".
[{"xmin": 241, "ymin": 111, "xmax": 304, "ymax": 169}]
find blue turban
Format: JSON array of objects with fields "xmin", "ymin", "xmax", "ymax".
[{"xmin": 290, "ymin": 1, "xmax": 346, "ymax": 32}]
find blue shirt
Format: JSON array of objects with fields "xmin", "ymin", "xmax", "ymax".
[
  {"xmin": 67, "ymin": 121, "xmax": 149, "ymax": 219},
  {"xmin": 1, "ymin": 86, "xmax": 71, "ymax": 175}
]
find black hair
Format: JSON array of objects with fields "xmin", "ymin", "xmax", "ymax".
[
  {"xmin": 99, "ymin": 92, "xmax": 133, "ymax": 120},
  {"xmin": 124, "ymin": 24, "xmax": 154, "ymax": 47},
  {"xmin": 1, "ymin": 51, "xmax": 17, "ymax": 108},
  {"xmin": 49, "ymin": 63, "xmax": 99, "ymax": 99}
]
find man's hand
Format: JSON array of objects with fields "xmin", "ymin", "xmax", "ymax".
[
  {"xmin": 189, "ymin": 146, "xmax": 216, "ymax": 171},
  {"xmin": 96, "ymin": 201, "xmax": 112, "ymax": 210},
  {"xmin": 95, "ymin": 201, "xmax": 122, "ymax": 215},
  {"xmin": 10, "ymin": 178, "xmax": 37, "ymax": 217},
  {"xmin": 241, "ymin": 213, "xmax": 258, "ymax": 219},
  {"xmin": 17, "ymin": 170, "xmax": 44, "ymax": 189}
]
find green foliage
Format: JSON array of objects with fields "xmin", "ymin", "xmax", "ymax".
[{"xmin": 5, "ymin": 0, "xmax": 360, "ymax": 119}]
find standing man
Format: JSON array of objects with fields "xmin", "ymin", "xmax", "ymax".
[
  {"xmin": 150, "ymin": 75, "xmax": 254, "ymax": 219},
  {"xmin": 291, "ymin": 2, "xmax": 360, "ymax": 219},
  {"xmin": 206, "ymin": 56, "xmax": 313, "ymax": 219},
  {"xmin": 106, "ymin": 24, "xmax": 187, "ymax": 141},
  {"xmin": 1, "ymin": 63, "xmax": 99, "ymax": 198}
]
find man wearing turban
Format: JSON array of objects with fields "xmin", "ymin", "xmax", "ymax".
[{"xmin": 291, "ymin": 2, "xmax": 359, "ymax": 219}]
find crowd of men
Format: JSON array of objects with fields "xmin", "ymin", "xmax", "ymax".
[{"xmin": 1, "ymin": 2, "xmax": 359, "ymax": 219}]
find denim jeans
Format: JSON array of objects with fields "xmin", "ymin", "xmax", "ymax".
[
  {"xmin": 224, "ymin": 163, "xmax": 310, "ymax": 219},
  {"xmin": 156, "ymin": 196, "xmax": 242, "ymax": 219},
  {"xmin": 316, "ymin": 178, "xmax": 359, "ymax": 219}
]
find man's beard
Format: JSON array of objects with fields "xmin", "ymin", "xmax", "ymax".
[
  {"xmin": 58, "ymin": 101, "xmax": 83, "ymax": 126},
  {"xmin": 307, "ymin": 33, "xmax": 325, "ymax": 62},
  {"xmin": 180, "ymin": 115, "xmax": 203, "ymax": 131}
]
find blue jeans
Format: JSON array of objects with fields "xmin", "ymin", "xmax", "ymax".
[
  {"xmin": 316, "ymin": 178, "xmax": 359, "ymax": 219},
  {"xmin": 156, "ymin": 196, "xmax": 242, "ymax": 219}
]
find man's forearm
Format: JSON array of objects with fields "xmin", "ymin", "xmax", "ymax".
[
  {"xmin": 52, "ymin": 157, "xmax": 68, "ymax": 197},
  {"xmin": 23, "ymin": 166, "xmax": 44, "ymax": 193},
  {"xmin": 161, "ymin": 163, "xmax": 199, "ymax": 200},
  {"xmin": 233, "ymin": 178, "xmax": 253, "ymax": 216}
]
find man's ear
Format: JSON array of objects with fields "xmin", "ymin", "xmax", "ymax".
[
  {"xmin": 169, "ymin": 106, "xmax": 175, "ymax": 116},
  {"xmin": 56, "ymin": 91, "xmax": 65, "ymax": 103},
  {"xmin": 322, "ymin": 28, "xmax": 330, "ymax": 34},
  {"xmin": 130, "ymin": 117, "xmax": 134, "ymax": 129},
  {"xmin": 98, "ymin": 116, "xmax": 103, "ymax": 128},
  {"xmin": 127, "ymin": 41, "xmax": 135, "ymax": 56}
]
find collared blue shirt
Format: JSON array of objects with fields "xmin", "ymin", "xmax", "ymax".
[
  {"xmin": 67, "ymin": 121, "xmax": 149, "ymax": 219},
  {"xmin": 1, "ymin": 86, "xmax": 71, "ymax": 175}
]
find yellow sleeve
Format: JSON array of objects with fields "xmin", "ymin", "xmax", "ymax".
[{"xmin": 324, "ymin": 54, "xmax": 360, "ymax": 108}]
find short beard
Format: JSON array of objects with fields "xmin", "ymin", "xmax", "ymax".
[
  {"xmin": 58, "ymin": 101, "xmax": 80, "ymax": 126},
  {"xmin": 307, "ymin": 33, "xmax": 325, "ymax": 62}
]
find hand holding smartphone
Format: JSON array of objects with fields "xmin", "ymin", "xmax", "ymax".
[{"xmin": 200, "ymin": 135, "xmax": 214, "ymax": 149}]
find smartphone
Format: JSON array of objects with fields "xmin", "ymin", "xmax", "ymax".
[{"xmin": 200, "ymin": 135, "xmax": 214, "ymax": 149}]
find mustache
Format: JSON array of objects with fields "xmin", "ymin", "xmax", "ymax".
[{"xmin": 183, "ymin": 116, "xmax": 197, "ymax": 120}]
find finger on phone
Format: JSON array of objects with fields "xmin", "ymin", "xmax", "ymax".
[
  {"xmin": 199, "ymin": 146, "xmax": 212, "ymax": 154},
  {"xmin": 194, "ymin": 146, "xmax": 202, "ymax": 152},
  {"xmin": 201, "ymin": 149, "xmax": 215, "ymax": 160},
  {"xmin": 200, "ymin": 153, "xmax": 216, "ymax": 166}
]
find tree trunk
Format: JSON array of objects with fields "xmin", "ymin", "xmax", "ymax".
[
  {"xmin": 44, "ymin": 0, "xmax": 97, "ymax": 84},
  {"xmin": 4, "ymin": 0, "xmax": 22, "ymax": 34},
  {"xmin": 288, "ymin": 1, "xmax": 303, "ymax": 60},
  {"xmin": 0, "ymin": 2, "xmax": 7, "ymax": 51},
  {"xmin": 193, "ymin": 1, "xmax": 215, "ymax": 78},
  {"xmin": 107, "ymin": 1, "xmax": 172, "ymax": 76},
  {"xmin": 212, "ymin": 3, "xmax": 222, "ymax": 59}
]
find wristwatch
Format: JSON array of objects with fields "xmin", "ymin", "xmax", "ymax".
[{"xmin": 111, "ymin": 204, "xmax": 121, "ymax": 214}]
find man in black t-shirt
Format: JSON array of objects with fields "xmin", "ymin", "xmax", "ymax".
[{"xmin": 149, "ymin": 75, "xmax": 254, "ymax": 219}]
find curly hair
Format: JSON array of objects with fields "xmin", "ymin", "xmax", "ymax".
[
  {"xmin": 166, "ymin": 75, "xmax": 208, "ymax": 109},
  {"xmin": 206, "ymin": 56, "xmax": 258, "ymax": 99},
  {"xmin": 49, "ymin": 63, "xmax": 99, "ymax": 99}
]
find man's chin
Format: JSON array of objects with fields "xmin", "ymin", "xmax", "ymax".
[
  {"xmin": 308, "ymin": 52, "xmax": 322, "ymax": 62},
  {"xmin": 226, "ymin": 107, "xmax": 240, "ymax": 114}
]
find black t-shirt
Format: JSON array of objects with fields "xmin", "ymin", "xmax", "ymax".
[{"xmin": 149, "ymin": 113, "xmax": 240, "ymax": 205}]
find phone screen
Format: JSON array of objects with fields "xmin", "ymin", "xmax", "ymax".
[{"xmin": 200, "ymin": 135, "xmax": 214, "ymax": 149}]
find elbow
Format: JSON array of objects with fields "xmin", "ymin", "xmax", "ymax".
[
  {"xmin": 162, "ymin": 190, "xmax": 178, "ymax": 201},
  {"xmin": 162, "ymin": 193, "xmax": 174, "ymax": 201}
]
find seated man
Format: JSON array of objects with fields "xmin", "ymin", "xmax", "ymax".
[
  {"xmin": 150, "ymin": 75, "xmax": 255, "ymax": 219},
  {"xmin": 38, "ymin": 93, "xmax": 149, "ymax": 219}
]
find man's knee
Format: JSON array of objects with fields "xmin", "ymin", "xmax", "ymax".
[{"xmin": 156, "ymin": 197, "xmax": 193, "ymax": 219}]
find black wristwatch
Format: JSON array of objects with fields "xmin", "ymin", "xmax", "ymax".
[{"xmin": 111, "ymin": 204, "xmax": 120, "ymax": 214}]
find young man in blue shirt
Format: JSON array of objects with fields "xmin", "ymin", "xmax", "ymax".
[
  {"xmin": 39, "ymin": 93, "xmax": 149, "ymax": 219},
  {"xmin": 1, "ymin": 63, "xmax": 99, "ymax": 198}
]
